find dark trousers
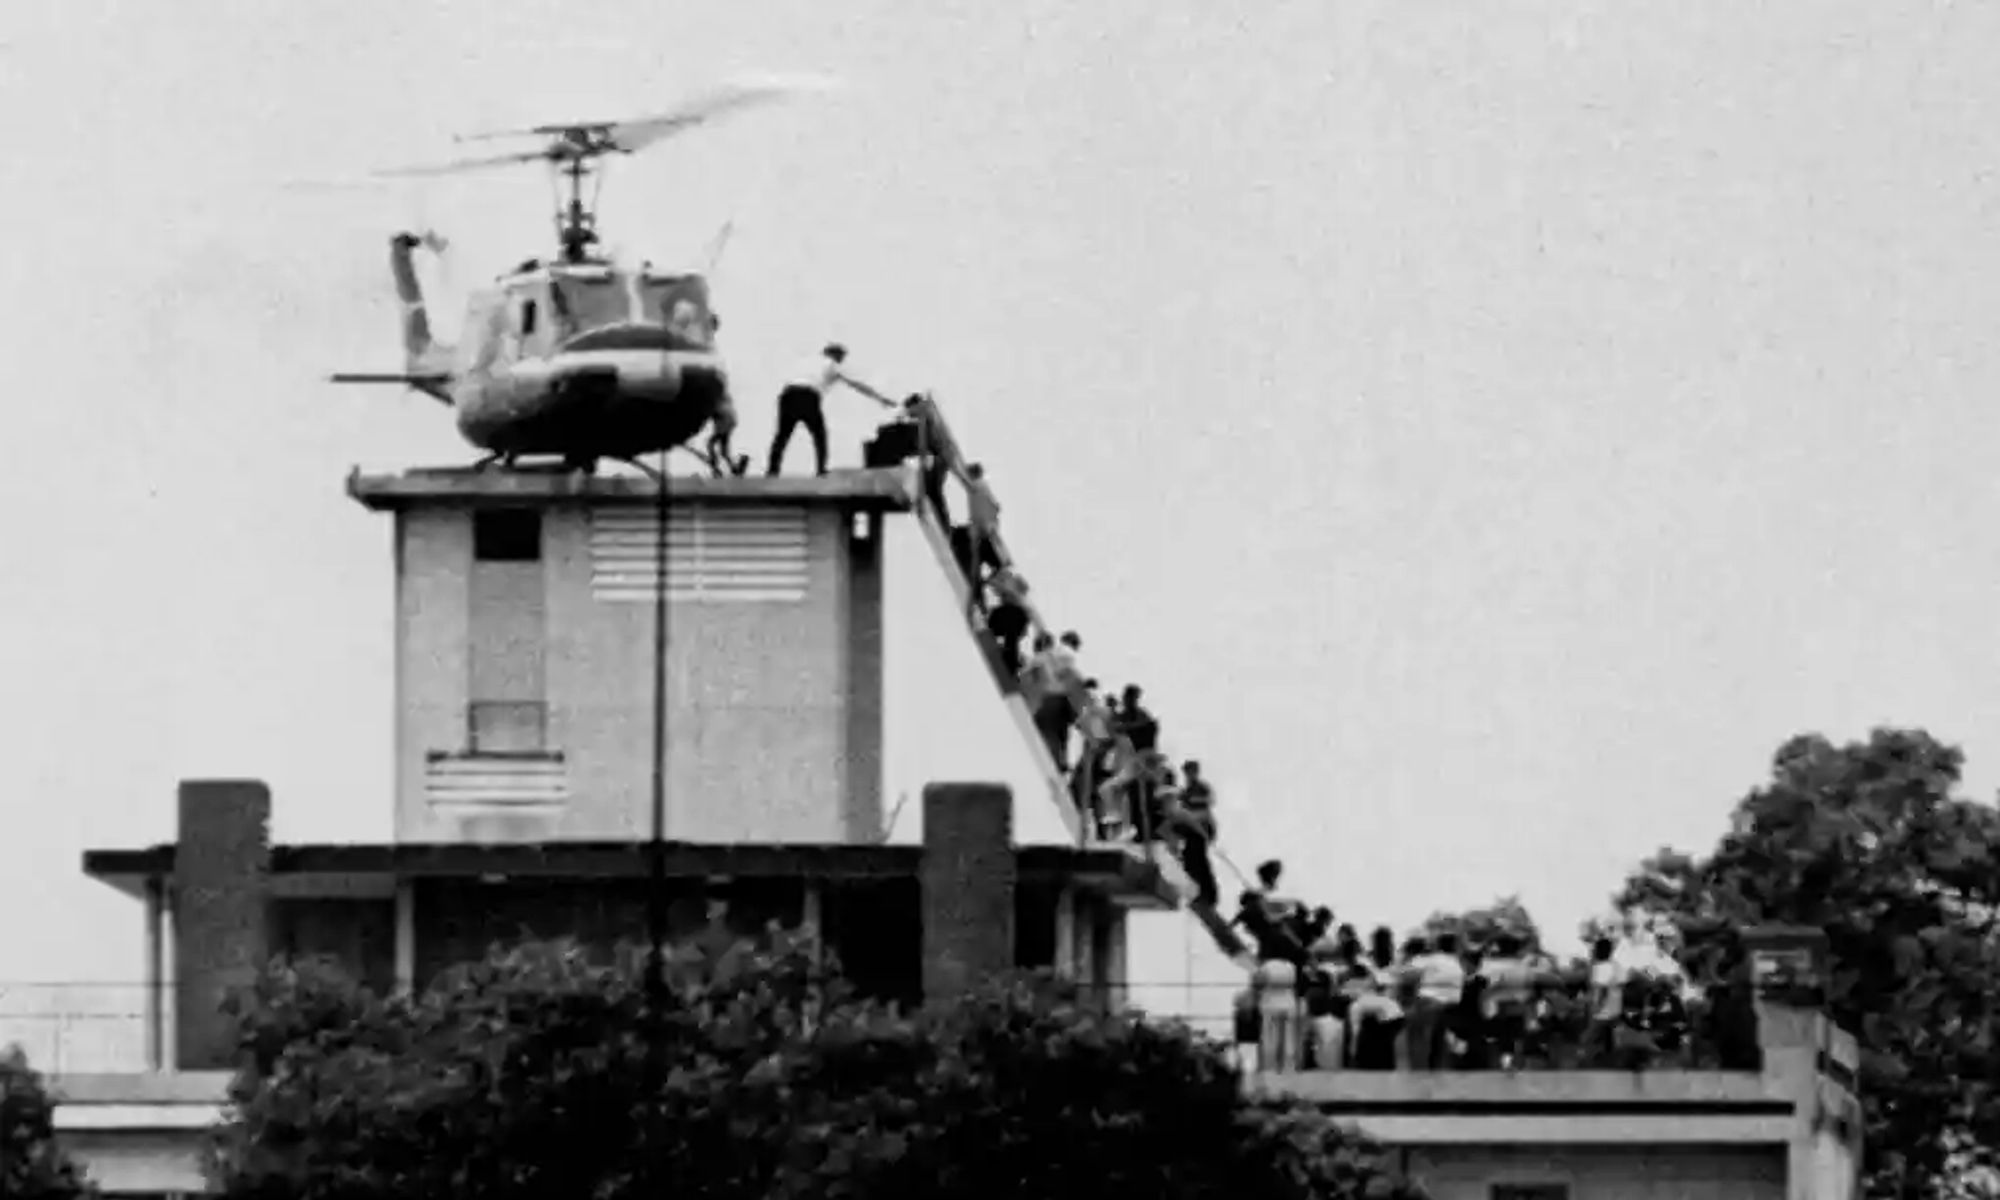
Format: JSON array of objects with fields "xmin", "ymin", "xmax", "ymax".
[
  {"xmin": 1353, "ymin": 1015, "xmax": 1401, "ymax": 1070},
  {"xmin": 767, "ymin": 385, "xmax": 828, "ymax": 476},
  {"xmin": 1178, "ymin": 829, "xmax": 1219, "ymax": 906},
  {"xmin": 1405, "ymin": 998, "xmax": 1448, "ymax": 1070},
  {"xmin": 987, "ymin": 602, "xmax": 1028, "ymax": 673},
  {"xmin": 924, "ymin": 457, "xmax": 952, "ymax": 526},
  {"xmin": 1034, "ymin": 695, "xmax": 1074, "ymax": 770},
  {"xmin": 950, "ymin": 525, "xmax": 1003, "ymax": 592}
]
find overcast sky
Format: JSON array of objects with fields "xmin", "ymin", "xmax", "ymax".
[{"xmin": 3, "ymin": 0, "xmax": 1998, "ymax": 1023}]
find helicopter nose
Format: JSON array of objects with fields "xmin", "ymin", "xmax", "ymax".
[{"xmin": 564, "ymin": 325, "xmax": 676, "ymax": 354}]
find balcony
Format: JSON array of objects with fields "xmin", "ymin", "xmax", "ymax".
[
  {"xmin": 0, "ymin": 983, "xmax": 151, "ymax": 1074},
  {"xmin": 10, "ymin": 971, "xmax": 1861, "ymax": 1199}
]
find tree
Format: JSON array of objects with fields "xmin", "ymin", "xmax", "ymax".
[
  {"xmin": 212, "ymin": 935, "xmax": 1426, "ymax": 1200},
  {"xmin": 1613, "ymin": 728, "xmax": 2000, "ymax": 1200},
  {"xmin": 0, "ymin": 1045, "xmax": 97, "ymax": 1198},
  {"xmin": 1424, "ymin": 894, "xmax": 1545, "ymax": 953}
]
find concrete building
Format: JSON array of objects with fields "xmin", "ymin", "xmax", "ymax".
[
  {"xmin": 352, "ymin": 466, "xmax": 904, "ymax": 846},
  {"xmin": 50, "ymin": 461, "xmax": 1177, "ymax": 1196},
  {"xmin": 42, "ymin": 458, "xmax": 1864, "ymax": 1198},
  {"xmin": 85, "ymin": 776, "xmax": 1165, "ymax": 1075},
  {"xmin": 1250, "ymin": 926, "xmax": 1866, "ymax": 1200}
]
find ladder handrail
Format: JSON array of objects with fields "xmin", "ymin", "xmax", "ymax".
[
  {"xmin": 908, "ymin": 497, "xmax": 1085, "ymax": 844},
  {"xmin": 909, "ymin": 395, "xmax": 1255, "ymax": 897}
]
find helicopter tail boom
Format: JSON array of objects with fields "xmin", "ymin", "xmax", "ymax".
[
  {"xmin": 329, "ymin": 372, "xmax": 453, "ymax": 404},
  {"xmin": 390, "ymin": 231, "xmax": 455, "ymax": 378}
]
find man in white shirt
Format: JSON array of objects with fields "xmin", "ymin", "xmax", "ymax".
[
  {"xmin": 1402, "ymin": 932, "xmax": 1466, "ymax": 1071},
  {"xmin": 766, "ymin": 343, "xmax": 894, "ymax": 477}
]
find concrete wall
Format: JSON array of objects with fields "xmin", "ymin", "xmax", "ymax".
[
  {"xmin": 1406, "ymin": 1144, "xmax": 1786, "ymax": 1200},
  {"xmin": 59, "ymin": 1129, "xmax": 214, "ymax": 1195},
  {"xmin": 393, "ymin": 501, "xmax": 884, "ymax": 845}
]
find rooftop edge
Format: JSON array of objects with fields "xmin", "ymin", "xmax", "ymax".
[{"xmin": 345, "ymin": 463, "xmax": 920, "ymax": 512}]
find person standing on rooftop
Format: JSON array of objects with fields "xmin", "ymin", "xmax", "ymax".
[{"xmin": 767, "ymin": 343, "xmax": 894, "ymax": 477}]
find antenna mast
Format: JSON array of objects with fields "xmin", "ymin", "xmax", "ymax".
[{"xmin": 554, "ymin": 156, "xmax": 603, "ymax": 263}]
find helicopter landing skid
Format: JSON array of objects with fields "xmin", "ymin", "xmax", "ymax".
[
  {"xmin": 612, "ymin": 456, "xmax": 665, "ymax": 483},
  {"xmin": 470, "ymin": 452, "xmax": 519, "ymax": 472}
]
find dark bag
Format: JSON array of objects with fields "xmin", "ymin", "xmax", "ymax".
[{"xmin": 864, "ymin": 419, "xmax": 921, "ymax": 467}]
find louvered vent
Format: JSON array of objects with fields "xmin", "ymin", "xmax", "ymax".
[
  {"xmin": 424, "ymin": 754, "xmax": 570, "ymax": 808},
  {"xmin": 589, "ymin": 505, "xmax": 809, "ymax": 603}
]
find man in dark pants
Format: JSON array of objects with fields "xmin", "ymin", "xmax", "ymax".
[
  {"xmin": 903, "ymin": 393, "xmax": 962, "ymax": 525},
  {"xmin": 767, "ymin": 343, "xmax": 894, "ymax": 476}
]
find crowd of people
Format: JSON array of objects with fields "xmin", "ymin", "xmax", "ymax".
[
  {"xmin": 876, "ymin": 394, "xmax": 1226, "ymax": 909},
  {"xmin": 839, "ymin": 390, "xmax": 1770, "ymax": 1078},
  {"xmin": 1224, "ymin": 862, "xmax": 1764, "ymax": 1074}
]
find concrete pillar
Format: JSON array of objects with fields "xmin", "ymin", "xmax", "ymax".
[
  {"xmin": 801, "ymin": 879, "xmax": 824, "ymax": 965},
  {"xmin": 1742, "ymin": 925, "xmax": 1834, "ymax": 1200},
  {"xmin": 143, "ymin": 877, "xmax": 165, "ymax": 1070},
  {"xmin": 1093, "ymin": 901, "xmax": 1129, "ymax": 1011},
  {"xmin": 393, "ymin": 880, "xmax": 417, "ymax": 997},
  {"xmin": 1053, "ymin": 885, "xmax": 1078, "ymax": 980},
  {"xmin": 172, "ymin": 780, "xmax": 271, "ymax": 1070},
  {"xmin": 841, "ymin": 509, "xmax": 886, "ymax": 844},
  {"xmin": 920, "ymin": 782, "xmax": 1015, "ymax": 1001}
]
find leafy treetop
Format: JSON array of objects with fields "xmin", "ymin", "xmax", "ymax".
[
  {"xmin": 0, "ymin": 1045, "xmax": 97, "ymax": 1199},
  {"xmin": 213, "ymin": 935, "xmax": 1427, "ymax": 1200},
  {"xmin": 1613, "ymin": 728, "xmax": 2000, "ymax": 1199}
]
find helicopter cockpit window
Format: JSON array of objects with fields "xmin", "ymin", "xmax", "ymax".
[
  {"xmin": 549, "ymin": 272, "xmax": 629, "ymax": 334},
  {"xmin": 645, "ymin": 279, "xmax": 715, "ymax": 348}
]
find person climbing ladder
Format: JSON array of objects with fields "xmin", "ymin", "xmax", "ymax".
[{"xmin": 767, "ymin": 343, "xmax": 895, "ymax": 476}]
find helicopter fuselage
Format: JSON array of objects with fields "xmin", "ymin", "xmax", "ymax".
[
  {"xmin": 452, "ymin": 327, "xmax": 729, "ymax": 459},
  {"xmin": 412, "ymin": 250, "xmax": 733, "ymax": 462}
]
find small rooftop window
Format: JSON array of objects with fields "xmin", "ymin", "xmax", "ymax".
[{"xmin": 473, "ymin": 510, "xmax": 541, "ymax": 562}]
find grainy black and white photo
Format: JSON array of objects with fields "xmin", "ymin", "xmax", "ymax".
[{"xmin": 1, "ymin": 2, "xmax": 1995, "ymax": 1197}]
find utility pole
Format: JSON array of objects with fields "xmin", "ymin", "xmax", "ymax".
[
  {"xmin": 643, "ymin": 448, "xmax": 671, "ymax": 1186},
  {"xmin": 647, "ymin": 449, "xmax": 672, "ymax": 990}
]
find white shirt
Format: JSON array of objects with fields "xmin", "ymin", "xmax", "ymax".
[
  {"xmin": 1411, "ymin": 951, "xmax": 1466, "ymax": 1006},
  {"xmin": 1589, "ymin": 959, "xmax": 1625, "ymax": 1019},
  {"xmin": 795, "ymin": 356, "xmax": 847, "ymax": 393},
  {"xmin": 1048, "ymin": 644, "xmax": 1084, "ymax": 691}
]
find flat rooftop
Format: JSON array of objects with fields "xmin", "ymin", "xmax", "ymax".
[
  {"xmin": 82, "ymin": 838, "xmax": 1177, "ymax": 909},
  {"xmin": 346, "ymin": 463, "xmax": 920, "ymax": 512}
]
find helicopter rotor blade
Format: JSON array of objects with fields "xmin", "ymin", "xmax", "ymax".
[
  {"xmin": 441, "ymin": 73, "xmax": 841, "ymax": 158},
  {"xmin": 605, "ymin": 74, "xmax": 841, "ymax": 154},
  {"xmin": 373, "ymin": 146, "xmax": 554, "ymax": 178}
]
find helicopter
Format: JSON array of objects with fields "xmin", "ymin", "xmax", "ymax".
[{"xmin": 330, "ymin": 78, "xmax": 830, "ymax": 476}]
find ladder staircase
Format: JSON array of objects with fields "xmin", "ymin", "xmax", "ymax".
[{"xmin": 900, "ymin": 404, "xmax": 1251, "ymax": 967}]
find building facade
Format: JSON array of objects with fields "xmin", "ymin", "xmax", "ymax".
[
  {"xmin": 46, "ymin": 462, "xmax": 1864, "ymax": 1198},
  {"xmin": 349, "ymin": 467, "xmax": 909, "ymax": 845}
]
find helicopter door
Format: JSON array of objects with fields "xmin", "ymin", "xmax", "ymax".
[{"xmin": 459, "ymin": 288, "xmax": 509, "ymax": 377}]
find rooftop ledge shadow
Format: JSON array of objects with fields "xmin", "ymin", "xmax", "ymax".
[
  {"xmin": 1250, "ymin": 1068, "xmax": 1787, "ymax": 1112},
  {"xmin": 345, "ymin": 463, "xmax": 920, "ymax": 512},
  {"xmin": 80, "ymin": 838, "xmax": 1179, "ymax": 911}
]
